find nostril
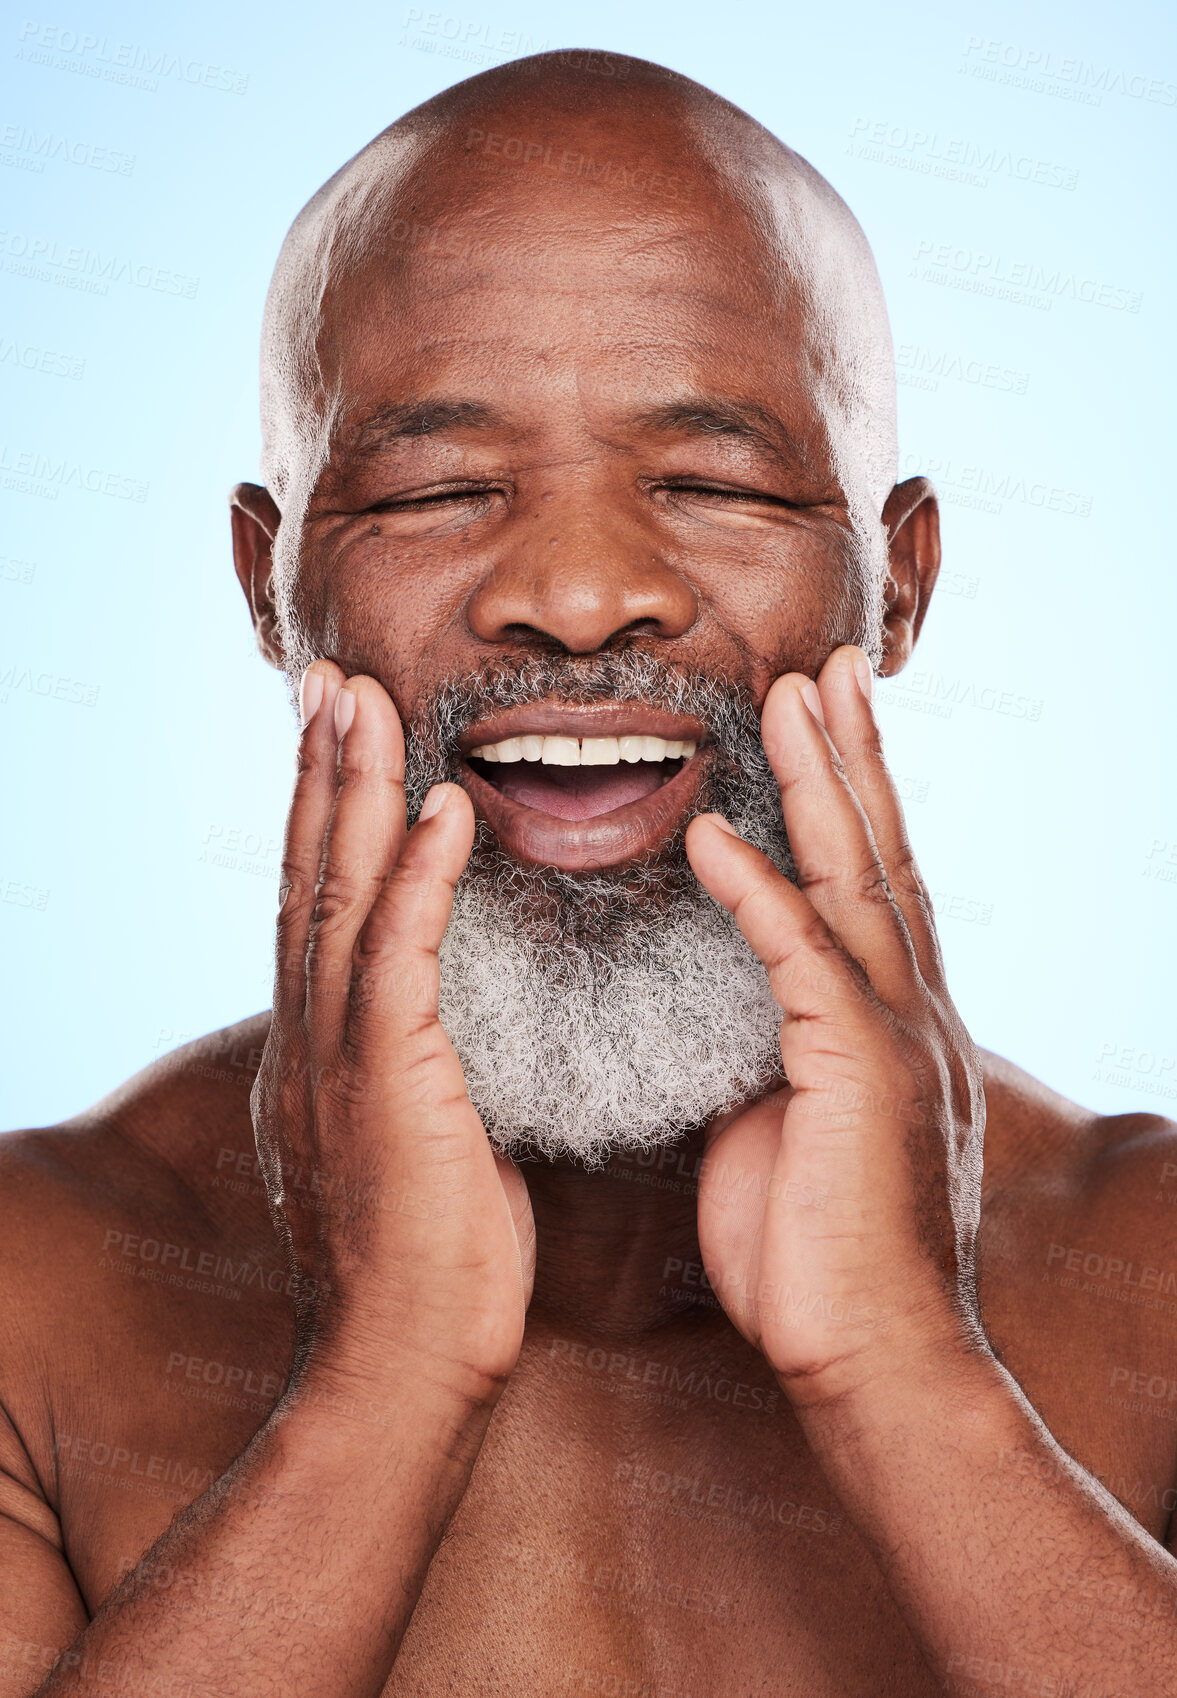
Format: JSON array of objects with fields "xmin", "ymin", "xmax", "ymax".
[{"xmin": 493, "ymin": 624, "xmax": 577, "ymax": 655}]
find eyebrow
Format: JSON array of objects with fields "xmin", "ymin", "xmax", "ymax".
[
  {"xmin": 630, "ymin": 397, "xmax": 802, "ymax": 460},
  {"xmin": 350, "ymin": 398, "xmax": 506, "ymax": 454},
  {"xmin": 345, "ymin": 393, "xmax": 804, "ymax": 461}
]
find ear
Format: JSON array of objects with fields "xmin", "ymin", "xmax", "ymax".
[
  {"xmin": 230, "ymin": 482, "xmax": 285, "ymax": 669},
  {"xmin": 878, "ymin": 476, "xmax": 941, "ymax": 678}
]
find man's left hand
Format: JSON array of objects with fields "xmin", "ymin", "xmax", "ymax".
[{"xmin": 686, "ymin": 644, "xmax": 988, "ymax": 1411}]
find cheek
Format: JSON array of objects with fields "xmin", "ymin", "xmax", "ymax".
[
  {"xmin": 287, "ymin": 514, "xmax": 867, "ymax": 694},
  {"xmin": 691, "ymin": 526, "xmax": 859, "ymax": 683},
  {"xmin": 290, "ymin": 534, "xmax": 477, "ymax": 676}
]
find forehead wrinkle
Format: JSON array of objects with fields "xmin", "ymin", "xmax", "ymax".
[{"xmin": 262, "ymin": 52, "xmax": 897, "ymax": 516}]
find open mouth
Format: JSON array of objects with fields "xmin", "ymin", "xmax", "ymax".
[
  {"xmin": 468, "ymin": 733, "xmax": 698, "ymax": 823},
  {"xmin": 457, "ymin": 707, "xmax": 709, "ymax": 871}
]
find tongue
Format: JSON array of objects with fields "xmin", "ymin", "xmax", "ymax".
[{"xmin": 489, "ymin": 762, "xmax": 668, "ymax": 821}]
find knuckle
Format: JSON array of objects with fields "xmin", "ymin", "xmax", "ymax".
[
  {"xmin": 798, "ymin": 858, "xmax": 891, "ymax": 909},
  {"xmin": 276, "ymin": 864, "xmax": 314, "ymax": 929},
  {"xmin": 852, "ymin": 862, "xmax": 893, "ymax": 906},
  {"xmin": 308, "ymin": 867, "xmax": 381, "ymax": 937},
  {"xmin": 793, "ymin": 860, "xmax": 832, "ymax": 892},
  {"xmin": 309, "ymin": 887, "xmax": 354, "ymax": 936},
  {"xmin": 887, "ymin": 851, "xmax": 927, "ymax": 905},
  {"xmin": 338, "ymin": 747, "xmax": 405, "ymax": 794}
]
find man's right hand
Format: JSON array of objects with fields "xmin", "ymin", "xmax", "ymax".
[
  {"xmin": 6, "ymin": 662, "xmax": 533, "ymax": 1698},
  {"xmin": 254, "ymin": 660, "xmax": 535, "ymax": 1408}
]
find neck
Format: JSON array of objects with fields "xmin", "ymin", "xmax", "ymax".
[{"xmin": 522, "ymin": 1125, "xmax": 715, "ymax": 1341}]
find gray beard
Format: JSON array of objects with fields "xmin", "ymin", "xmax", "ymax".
[{"xmin": 400, "ymin": 650, "xmax": 795, "ymax": 1169}]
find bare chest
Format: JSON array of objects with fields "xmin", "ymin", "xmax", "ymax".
[
  {"xmin": 50, "ymin": 1170, "xmax": 1177, "ymax": 1698},
  {"xmin": 380, "ymin": 1338, "xmax": 942, "ymax": 1698}
]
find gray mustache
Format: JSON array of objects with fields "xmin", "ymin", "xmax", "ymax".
[{"xmin": 402, "ymin": 649, "xmax": 770, "ymax": 817}]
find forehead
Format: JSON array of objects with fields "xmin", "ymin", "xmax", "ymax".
[{"xmin": 318, "ymin": 156, "xmax": 817, "ymax": 429}]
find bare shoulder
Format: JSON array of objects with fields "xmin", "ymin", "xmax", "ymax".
[
  {"xmin": 0, "ymin": 1013, "xmax": 270, "ymax": 1230},
  {"xmin": 977, "ymin": 1055, "xmax": 1177, "ymax": 1529},
  {"xmin": 0, "ymin": 1017, "xmax": 288, "ymax": 1576},
  {"xmin": 0, "ymin": 1013, "xmax": 275, "ymax": 1380},
  {"xmin": 979, "ymin": 1046, "xmax": 1177, "ymax": 1315},
  {"xmin": 981, "ymin": 1046, "xmax": 1177, "ymax": 1217}
]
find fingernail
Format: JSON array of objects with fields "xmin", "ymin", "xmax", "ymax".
[
  {"xmin": 800, "ymin": 680, "xmax": 826, "ymax": 725},
  {"xmin": 851, "ymin": 651, "xmax": 874, "ymax": 703},
  {"xmin": 334, "ymin": 687, "xmax": 356, "ymax": 740},
  {"xmin": 298, "ymin": 668, "xmax": 324, "ymax": 729},
  {"xmin": 418, "ymin": 784, "xmax": 449, "ymax": 822}
]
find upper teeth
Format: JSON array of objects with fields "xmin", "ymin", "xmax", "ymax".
[{"xmin": 468, "ymin": 734, "xmax": 698, "ymax": 765}]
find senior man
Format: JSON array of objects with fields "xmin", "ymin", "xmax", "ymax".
[{"xmin": 2, "ymin": 48, "xmax": 1175, "ymax": 1698}]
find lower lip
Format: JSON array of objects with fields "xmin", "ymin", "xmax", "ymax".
[{"xmin": 460, "ymin": 757, "xmax": 705, "ymax": 871}]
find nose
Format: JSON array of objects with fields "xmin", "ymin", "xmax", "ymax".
[{"xmin": 466, "ymin": 497, "xmax": 698, "ymax": 653}]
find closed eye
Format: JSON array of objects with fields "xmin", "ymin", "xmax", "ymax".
[
  {"xmin": 654, "ymin": 479, "xmax": 802, "ymax": 509},
  {"xmin": 366, "ymin": 481, "xmax": 507, "ymax": 514}
]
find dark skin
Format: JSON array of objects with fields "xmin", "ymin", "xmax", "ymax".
[{"xmin": 3, "ymin": 58, "xmax": 1177, "ymax": 1698}]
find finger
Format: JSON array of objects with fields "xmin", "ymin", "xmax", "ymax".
[
  {"xmin": 760, "ymin": 672, "xmax": 920, "ymax": 1009},
  {"xmin": 305, "ymin": 675, "xmax": 408, "ymax": 1051},
  {"xmin": 814, "ymin": 646, "xmax": 944, "ymax": 988},
  {"xmin": 685, "ymin": 814, "xmax": 881, "ymax": 1046},
  {"xmin": 273, "ymin": 660, "xmax": 346, "ymax": 1028},
  {"xmin": 344, "ymin": 781, "xmax": 476, "ymax": 1066}
]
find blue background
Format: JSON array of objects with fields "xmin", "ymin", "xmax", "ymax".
[{"xmin": 2, "ymin": 0, "xmax": 1174, "ymax": 1127}]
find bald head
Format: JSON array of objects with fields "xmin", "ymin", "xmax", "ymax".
[
  {"xmin": 232, "ymin": 58, "xmax": 939, "ymax": 1157},
  {"xmin": 259, "ymin": 51, "xmax": 897, "ymax": 525}
]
